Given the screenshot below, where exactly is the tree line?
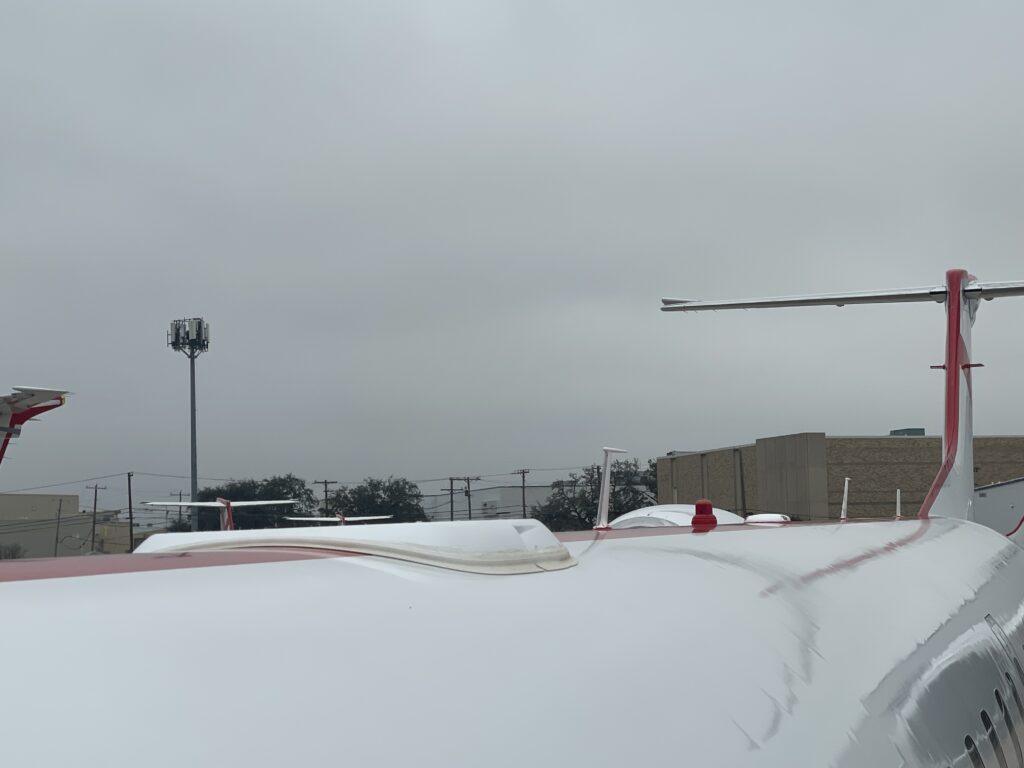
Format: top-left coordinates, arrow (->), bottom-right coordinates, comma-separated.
176,460 -> 657,532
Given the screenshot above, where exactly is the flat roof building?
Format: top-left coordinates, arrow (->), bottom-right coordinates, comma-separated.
0,493 -> 88,558
657,433 -> 1024,519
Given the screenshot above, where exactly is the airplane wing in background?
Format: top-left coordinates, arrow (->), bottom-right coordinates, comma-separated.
143,500 -> 299,532
143,500 -> 299,508
284,515 -> 394,523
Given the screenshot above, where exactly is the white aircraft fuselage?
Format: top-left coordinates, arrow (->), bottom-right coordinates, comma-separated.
1,515 -> 1021,767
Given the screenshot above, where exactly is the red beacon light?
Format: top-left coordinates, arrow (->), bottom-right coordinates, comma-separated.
691,499 -> 717,532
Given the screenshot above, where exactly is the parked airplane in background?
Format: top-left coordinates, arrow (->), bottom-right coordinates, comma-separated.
144,499 -> 393,530
285,513 -> 394,525
0,387 -> 67,468
144,498 -> 298,531
4,269 -> 1024,767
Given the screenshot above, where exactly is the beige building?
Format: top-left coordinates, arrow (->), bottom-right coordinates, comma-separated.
94,520 -> 167,554
656,433 -> 1024,519
0,494 -> 165,558
0,493 -> 93,558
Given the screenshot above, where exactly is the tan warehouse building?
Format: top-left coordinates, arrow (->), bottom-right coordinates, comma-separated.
0,494 -> 150,557
0,493 -> 90,558
656,432 -> 1024,519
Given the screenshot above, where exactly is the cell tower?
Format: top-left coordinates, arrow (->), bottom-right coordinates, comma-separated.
168,318 -> 210,531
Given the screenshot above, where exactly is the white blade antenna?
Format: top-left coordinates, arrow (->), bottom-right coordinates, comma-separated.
594,447 -> 628,530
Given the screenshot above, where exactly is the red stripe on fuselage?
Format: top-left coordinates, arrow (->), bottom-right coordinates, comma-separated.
760,520 -> 929,595
1005,511 -> 1024,539
0,548 -> 356,584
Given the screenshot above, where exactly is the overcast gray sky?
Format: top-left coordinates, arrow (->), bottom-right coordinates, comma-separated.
2,0 -> 1023,512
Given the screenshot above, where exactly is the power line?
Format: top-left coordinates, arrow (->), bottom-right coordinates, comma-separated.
0,473 -> 124,494
133,472 -> 238,482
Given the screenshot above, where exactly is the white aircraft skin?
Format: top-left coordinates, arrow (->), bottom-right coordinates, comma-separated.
2,517 -> 1023,767
3,268 -> 1024,767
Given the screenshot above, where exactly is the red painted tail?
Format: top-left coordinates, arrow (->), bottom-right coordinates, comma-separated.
918,270 -> 977,520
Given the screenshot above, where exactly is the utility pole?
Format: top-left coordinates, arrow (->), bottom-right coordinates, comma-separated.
53,498 -> 63,557
87,484 -> 106,553
446,477 -> 481,520
450,477 -> 481,520
127,472 -> 134,551
315,480 -> 338,518
513,469 -> 530,518
166,490 -> 185,525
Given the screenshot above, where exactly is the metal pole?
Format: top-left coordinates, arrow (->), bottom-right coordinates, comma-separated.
315,480 -> 337,518
53,498 -> 63,557
127,472 -> 134,551
465,479 -> 473,520
87,484 -> 106,552
189,351 -> 199,530
91,485 -> 98,552
515,469 -> 529,518
449,477 -> 454,521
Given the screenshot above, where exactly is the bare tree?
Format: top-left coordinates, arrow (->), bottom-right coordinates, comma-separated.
0,543 -> 26,560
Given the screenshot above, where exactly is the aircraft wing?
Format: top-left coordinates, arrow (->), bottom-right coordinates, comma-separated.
144,501 -> 227,508
143,500 -> 298,508
661,279 -> 1024,312
224,500 -> 297,508
284,515 -> 393,522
